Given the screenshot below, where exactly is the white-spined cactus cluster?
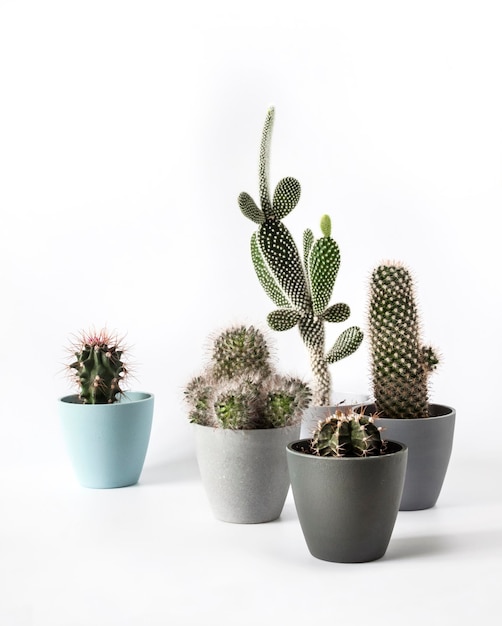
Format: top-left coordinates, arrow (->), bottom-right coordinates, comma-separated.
184,325 -> 312,429
238,108 -> 363,406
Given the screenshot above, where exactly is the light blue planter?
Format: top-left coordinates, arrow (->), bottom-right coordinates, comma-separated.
59,392 -> 154,489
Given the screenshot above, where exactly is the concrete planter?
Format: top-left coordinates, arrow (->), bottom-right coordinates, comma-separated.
287,439 -> 408,563
59,392 -> 154,489
355,404 -> 455,510
194,423 -> 300,523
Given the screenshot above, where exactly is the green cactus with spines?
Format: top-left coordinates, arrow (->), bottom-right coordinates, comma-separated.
238,107 -> 363,406
213,377 -> 261,429
368,262 -> 440,419
211,324 -> 271,381
262,375 -> 314,429
184,375 -> 214,425
311,411 -> 384,457
184,325 -> 312,429
67,329 -> 128,404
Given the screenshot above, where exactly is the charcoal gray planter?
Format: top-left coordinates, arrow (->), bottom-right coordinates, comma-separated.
194,423 -> 300,524
59,391 -> 154,489
355,404 -> 455,511
300,392 -> 371,438
287,439 -> 408,563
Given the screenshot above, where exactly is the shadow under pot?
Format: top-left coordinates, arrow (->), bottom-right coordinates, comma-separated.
355,403 -> 455,511
59,391 -> 154,489
287,438 -> 408,563
193,423 -> 300,524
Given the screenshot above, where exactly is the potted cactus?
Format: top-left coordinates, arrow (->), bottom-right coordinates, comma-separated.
286,410 -> 408,563
238,107 -> 367,436
358,262 -> 456,510
58,329 -> 154,489
184,324 -> 311,523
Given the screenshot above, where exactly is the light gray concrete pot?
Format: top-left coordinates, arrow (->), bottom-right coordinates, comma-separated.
194,423 -> 300,524
300,392 -> 371,438
356,403 -> 455,511
287,439 -> 408,563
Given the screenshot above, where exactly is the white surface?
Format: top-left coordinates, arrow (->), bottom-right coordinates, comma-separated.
1,452 -> 501,625
1,1 -> 501,623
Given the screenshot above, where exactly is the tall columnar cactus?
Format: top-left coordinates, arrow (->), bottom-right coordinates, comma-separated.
184,325 -> 312,429
368,262 -> 440,419
67,329 -> 128,404
238,107 -> 363,406
311,411 -> 384,457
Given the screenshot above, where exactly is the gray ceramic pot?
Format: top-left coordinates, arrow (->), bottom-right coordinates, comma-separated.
287,439 -> 408,563
355,404 -> 455,510
59,391 -> 154,489
194,423 -> 300,524
300,392 -> 371,438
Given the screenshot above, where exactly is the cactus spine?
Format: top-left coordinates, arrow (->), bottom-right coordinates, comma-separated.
368,262 -> 439,419
311,411 -> 384,457
184,325 -> 311,429
238,107 -> 363,406
67,329 -> 128,404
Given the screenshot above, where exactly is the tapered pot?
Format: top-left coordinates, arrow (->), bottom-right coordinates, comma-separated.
59,392 -> 154,489
194,423 -> 300,524
300,392 -> 371,438
287,439 -> 408,563
355,404 -> 455,510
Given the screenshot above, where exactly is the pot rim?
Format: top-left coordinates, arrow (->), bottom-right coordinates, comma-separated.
58,391 -> 154,405
192,422 -> 301,432
287,438 -> 407,460
354,403 -> 455,421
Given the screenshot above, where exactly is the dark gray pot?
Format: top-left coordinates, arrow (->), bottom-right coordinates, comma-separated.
300,392 -> 371,438
287,439 -> 408,563
194,424 -> 300,524
355,404 -> 455,510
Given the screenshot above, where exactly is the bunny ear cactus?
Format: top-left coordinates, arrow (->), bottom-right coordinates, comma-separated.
311,411 -> 384,457
368,262 -> 440,419
67,329 -> 128,404
238,107 -> 363,406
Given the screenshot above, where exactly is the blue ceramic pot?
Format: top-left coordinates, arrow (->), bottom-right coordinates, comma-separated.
59,391 -> 154,488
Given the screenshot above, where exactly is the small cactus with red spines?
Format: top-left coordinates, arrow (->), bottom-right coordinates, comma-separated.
67,329 -> 129,404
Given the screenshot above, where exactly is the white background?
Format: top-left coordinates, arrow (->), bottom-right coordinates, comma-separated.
1,1 -> 501,624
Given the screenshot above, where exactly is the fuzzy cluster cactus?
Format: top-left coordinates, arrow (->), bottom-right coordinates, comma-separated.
368,262 -> 440,419
184,325 -> 312,429
67,329 -> 129,404
311,411 -> 384,457
238,107 -> 363,407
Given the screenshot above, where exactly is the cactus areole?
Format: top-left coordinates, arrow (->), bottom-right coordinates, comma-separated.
238,107 -> 363,406
67,330 -> 128,404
